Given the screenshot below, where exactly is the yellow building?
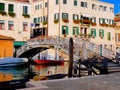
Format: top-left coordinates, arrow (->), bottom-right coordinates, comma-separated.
114,14 -> 120,53
0,35 -> 14,58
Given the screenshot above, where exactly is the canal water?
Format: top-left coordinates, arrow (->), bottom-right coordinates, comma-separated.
0,62 -> 69,80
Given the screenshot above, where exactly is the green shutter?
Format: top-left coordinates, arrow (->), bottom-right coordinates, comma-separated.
77,27 -> 79,35
62,26 -> 64,34
102,30 -> 104,37
107,32 -> 111,40
56,0 -> 58,4
94,29 -> 96,36
0,3 -> 5,11
8,4 -> 14,12
66,26 -> 68,35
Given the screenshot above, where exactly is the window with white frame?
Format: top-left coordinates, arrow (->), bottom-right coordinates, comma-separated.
81,2 -> 87,8
23,6 -> 28,14
0,20 -> 5,30
8,21 -> 14,30
92,4 -> 97,10
110,7 -> 114,12
62,13 -> 68,19
73,14 -> 79,20
23,22 -> 28,31
54,13 -> 59,20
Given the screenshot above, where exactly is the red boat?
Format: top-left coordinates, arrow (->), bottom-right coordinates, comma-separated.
33,60 -> 64,65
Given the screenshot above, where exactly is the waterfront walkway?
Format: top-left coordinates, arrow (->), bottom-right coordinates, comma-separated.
19,72 -> 120,90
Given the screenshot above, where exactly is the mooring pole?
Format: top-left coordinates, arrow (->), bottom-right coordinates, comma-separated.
68,38 -> 73,78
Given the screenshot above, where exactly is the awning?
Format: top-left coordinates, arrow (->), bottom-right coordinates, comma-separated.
81,13 -> 91,17
14,41 -> 26,47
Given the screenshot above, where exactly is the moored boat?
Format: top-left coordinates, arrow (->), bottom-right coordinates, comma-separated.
33,59 -> 64,65
0,73 -> 29,89
0,57 -> 28,67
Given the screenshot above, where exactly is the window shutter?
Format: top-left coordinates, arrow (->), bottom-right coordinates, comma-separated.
94,29 -> 96,36
62,26 -> 64,34
66,26 -> 68,35
0,3 -> 5,11
9,4 -> 14,12
102,30 -> 104,37
77,27 -> 79,35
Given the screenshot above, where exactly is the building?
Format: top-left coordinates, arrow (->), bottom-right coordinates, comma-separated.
0,35 -> 14,58
114,14 -> 120,53
31,0 -> 115,51
0,0 -> 31,50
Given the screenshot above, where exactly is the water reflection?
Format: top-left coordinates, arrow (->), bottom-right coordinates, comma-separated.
0,62 -> 69,80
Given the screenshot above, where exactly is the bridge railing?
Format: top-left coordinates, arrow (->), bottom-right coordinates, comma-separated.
16,36 -> 116,60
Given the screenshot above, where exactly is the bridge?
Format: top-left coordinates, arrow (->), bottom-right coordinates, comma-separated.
16,36 -> 116,60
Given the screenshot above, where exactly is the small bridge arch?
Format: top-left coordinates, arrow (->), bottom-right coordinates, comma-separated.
16,36 -> 116,60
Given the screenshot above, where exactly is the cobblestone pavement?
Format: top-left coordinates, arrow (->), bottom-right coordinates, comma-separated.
18,72 -> 120,90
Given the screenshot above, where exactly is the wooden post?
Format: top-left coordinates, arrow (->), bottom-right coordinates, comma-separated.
68,38 -> 73,78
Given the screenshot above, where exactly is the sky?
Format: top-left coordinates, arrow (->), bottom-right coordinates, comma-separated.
100,0 -> 120,14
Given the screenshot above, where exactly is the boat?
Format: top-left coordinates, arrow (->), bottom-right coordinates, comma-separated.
33,59 -> 64,65
0,57 -> 28,67
33,74 -> 67,81
0,73 -> 29,89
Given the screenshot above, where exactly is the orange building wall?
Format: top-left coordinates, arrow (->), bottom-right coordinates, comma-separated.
0,40 -> 14,58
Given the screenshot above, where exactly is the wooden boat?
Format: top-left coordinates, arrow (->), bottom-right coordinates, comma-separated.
33,59 -> 64,65
0,73 -> 29,89
0,57 -> 28,67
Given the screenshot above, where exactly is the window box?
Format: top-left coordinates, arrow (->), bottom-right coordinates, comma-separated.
0,11 -> 7,16
109,24 -> 114,28
43,21 -> 47,25
100,36 -> 103,39
63,34 -> 67,37
8,12 -> 16,17
54,19 -> 59,24
99,23 -> 108,27
91,22 -> 97,26
80,19 -> 91,24
22,13 -> 30,18
62,18 -> 69,23
73,20 -> 79,24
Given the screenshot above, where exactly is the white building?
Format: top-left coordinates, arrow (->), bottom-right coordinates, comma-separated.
0,0 -> 31,48
31,0 -> 115,51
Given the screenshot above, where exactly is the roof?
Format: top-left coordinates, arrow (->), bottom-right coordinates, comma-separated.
0,35 -> 14,40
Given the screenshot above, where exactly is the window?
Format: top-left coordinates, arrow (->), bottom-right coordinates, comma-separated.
99,5 -> 103,11
81,2 -> 87,8
56,0 -> 58,5
110,7 -> 114,12
99,29 -> 104,38
107,32 -> 111,40
62,13 -> 68,19
74,0 -> 77,6
0,3 -> 5,11
8,21 -> 14,30
73,27 -> 79,35
8,4 -> 14,12
23,6 -> 28,14
91,17 -> 96,23
63,0 -> 67,4
0,20 -> 5,30
40,4 -> 42,9
103,6 -> 107,11
90,28 -> 96,37
62,26 -> 68,35
92,4 -> 97,10
34,18 -> 38,23
54,13 -> 59,20
23,22 -> 28,31
45,2 -> 48,7
43,16 -> 47,22
73,14 -> 79,20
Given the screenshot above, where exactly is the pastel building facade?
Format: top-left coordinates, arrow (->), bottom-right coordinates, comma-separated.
31,0 -> 115,52
0,0 -> 31,48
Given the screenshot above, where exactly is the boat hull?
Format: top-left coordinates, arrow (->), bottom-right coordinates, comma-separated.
0,78 -> 29,89
34,60 -> 64,65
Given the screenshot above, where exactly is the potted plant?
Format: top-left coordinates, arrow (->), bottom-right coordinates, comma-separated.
62,18 -> 69,23
43,21 -> 47,25
0,11 -> 7,16
8,12 -> 16,17
73,20 -> 79,24
22,13 -> 30,18
54,19 -> 59,24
